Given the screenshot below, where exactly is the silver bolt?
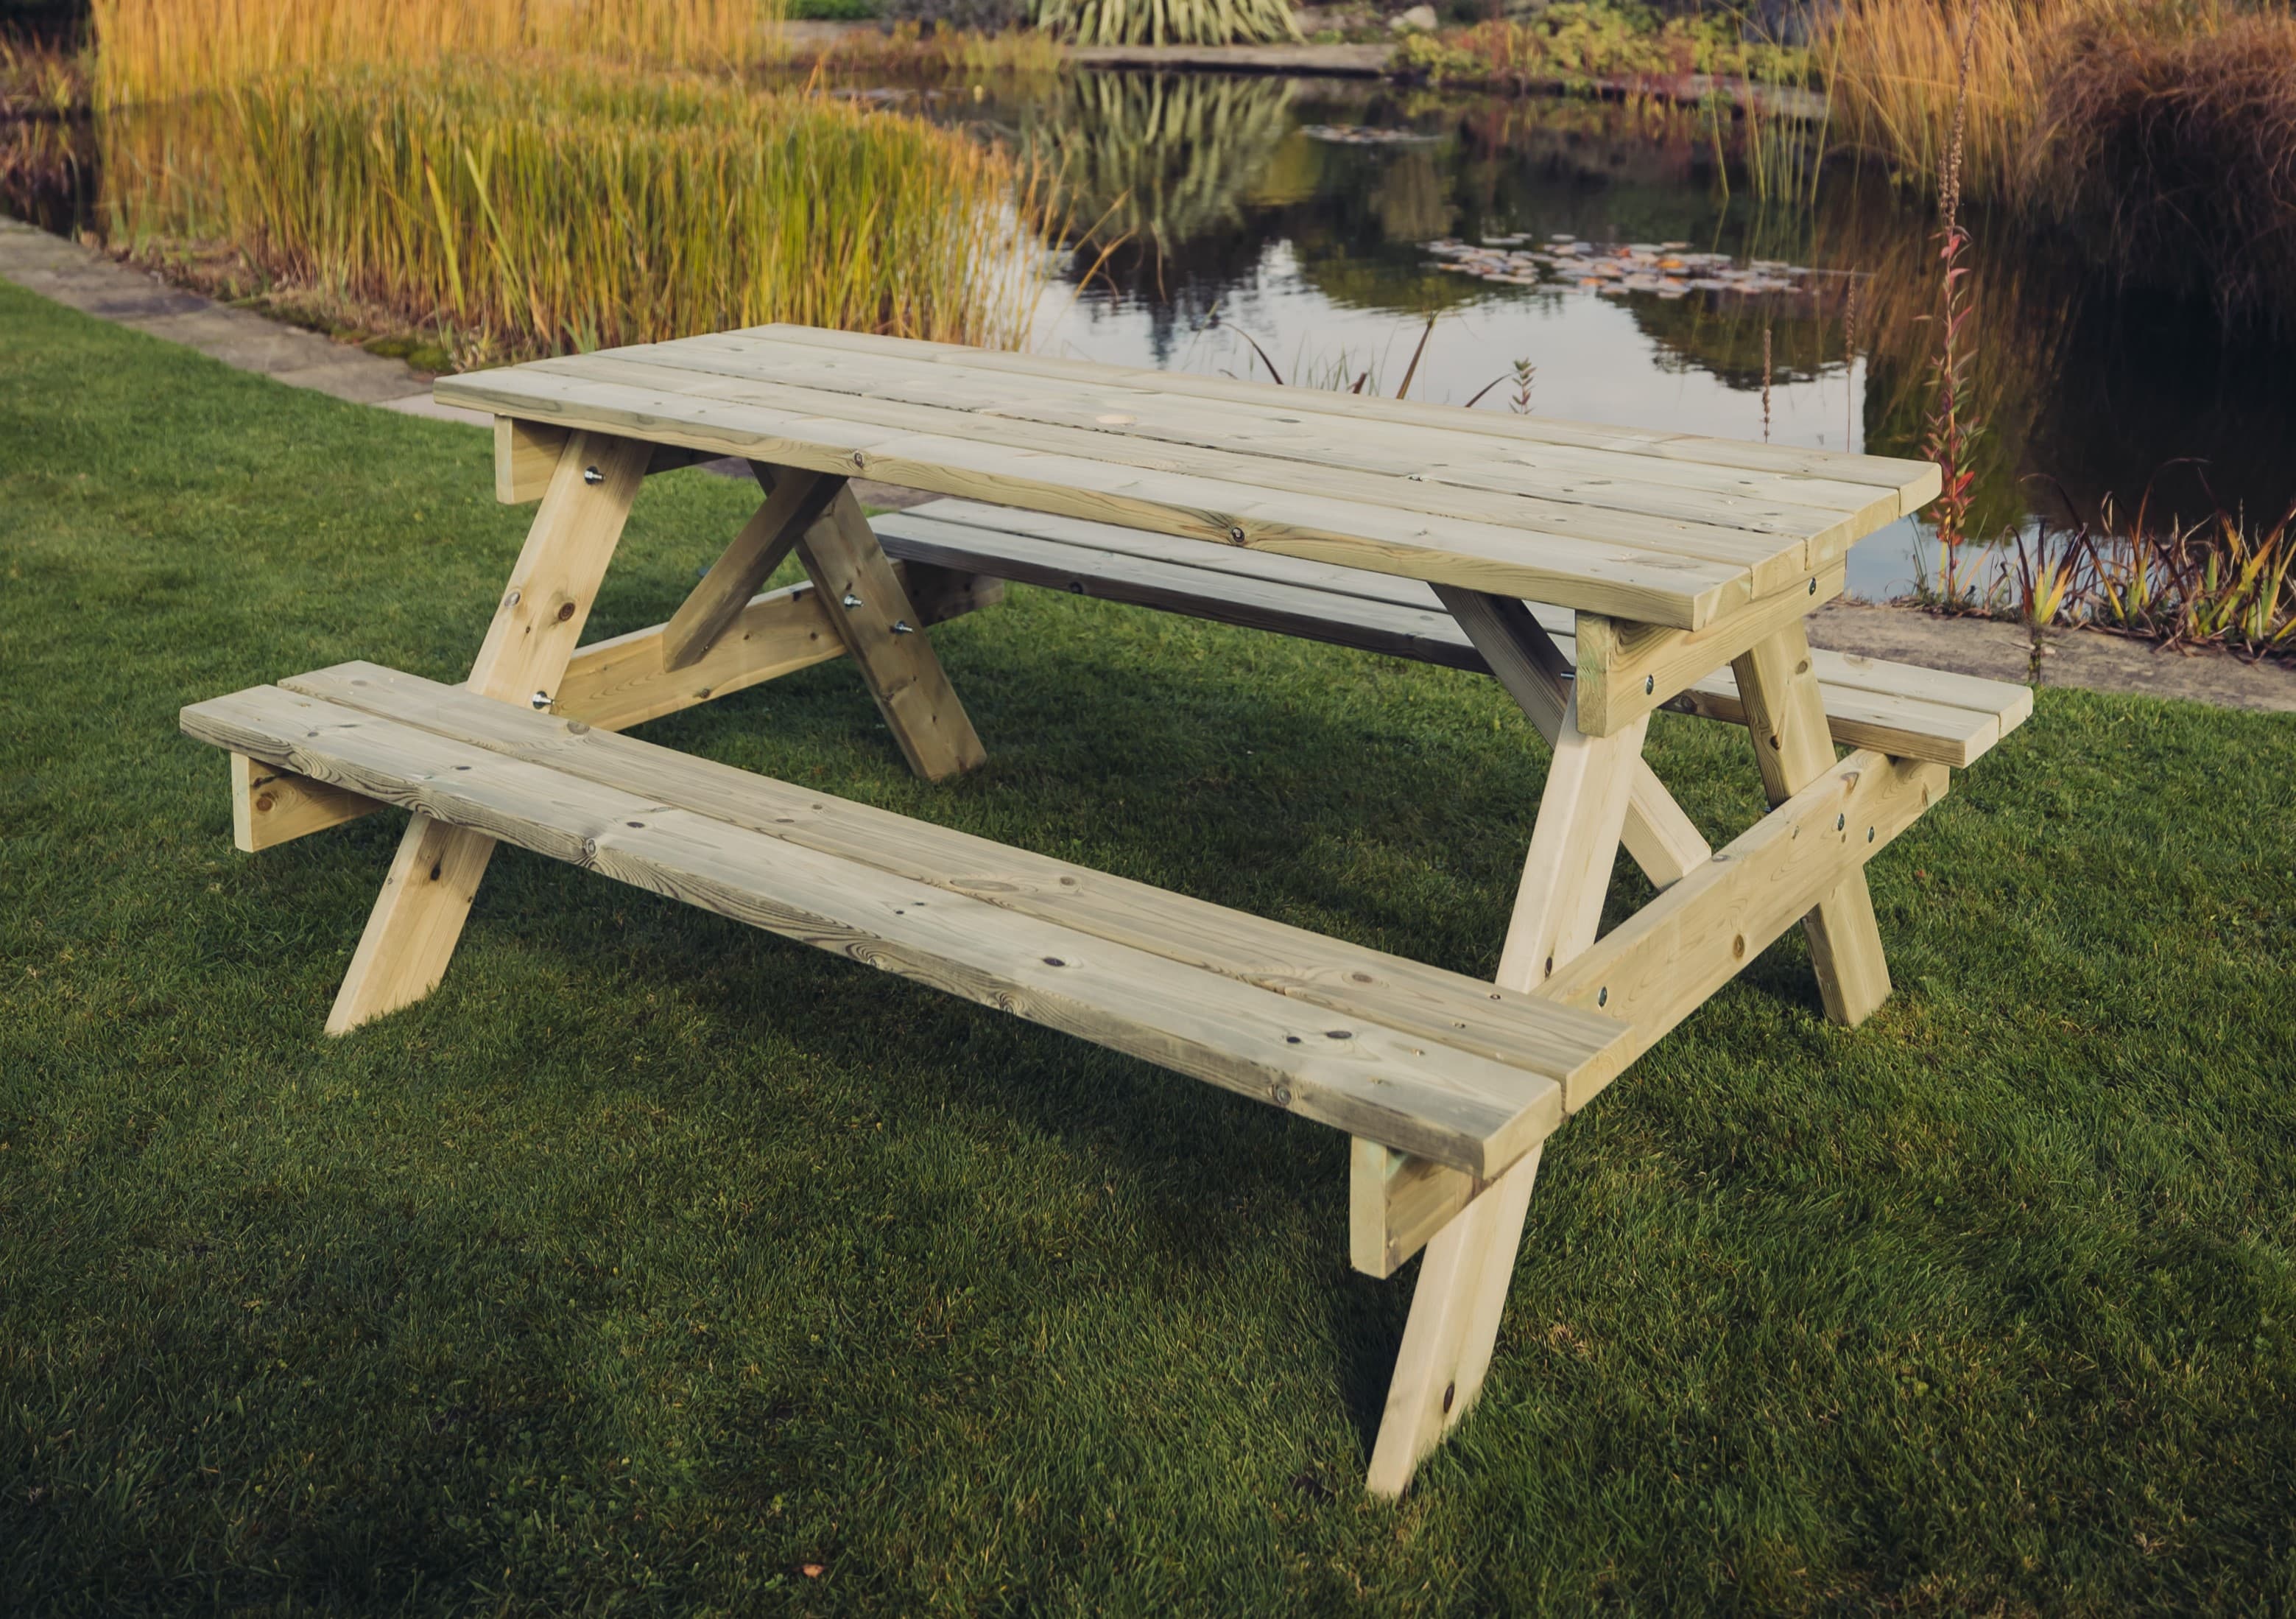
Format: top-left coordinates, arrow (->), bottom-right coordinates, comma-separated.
1808,577 -> 1818,595
1867,826 -> 1876,843
891,619 -> 915,635
1227,526 -> 1246,543
1597,986 -> 1609,1007
1836,813 -> 1846,831
1644,673 -> 1655,695
530,690 -> 551,710
582,466 -> 603,485
841,591 -> 863,610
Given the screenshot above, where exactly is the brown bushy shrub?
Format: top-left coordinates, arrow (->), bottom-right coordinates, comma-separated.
2029,7 -> 2296,335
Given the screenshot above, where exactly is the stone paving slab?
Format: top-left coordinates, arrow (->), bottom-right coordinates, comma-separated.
6,215 -> 2289,716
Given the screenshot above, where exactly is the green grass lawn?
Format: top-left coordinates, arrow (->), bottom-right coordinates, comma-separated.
4,277 -> 2293,1614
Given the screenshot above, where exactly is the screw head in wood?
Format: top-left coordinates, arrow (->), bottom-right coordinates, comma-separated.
841,592 -> 863,610
1836,813 -> 1845,831
1644,673 -> 1655,695
1597,986 -> 1608,1007
531,690 -> 551,709
1808,577 -> 1818,594
1867,826 -> 1876,843
1227,526 -> 1246,543
891,619 -> 915,634
582,465 -> 604,485
1442,1381 -> 1456,1413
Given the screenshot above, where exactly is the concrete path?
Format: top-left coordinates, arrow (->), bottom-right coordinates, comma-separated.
5,215 -> 2289,715
0,217 -> 486,426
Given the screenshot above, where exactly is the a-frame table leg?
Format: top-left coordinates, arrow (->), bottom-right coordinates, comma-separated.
794,487 -> 987,783
1730,621 -> 1892,1023
326,430 -> 653,1034
1367,590 -> 1649,1497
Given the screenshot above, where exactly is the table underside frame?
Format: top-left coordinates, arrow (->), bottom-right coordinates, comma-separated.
247,426 -> 1941,1498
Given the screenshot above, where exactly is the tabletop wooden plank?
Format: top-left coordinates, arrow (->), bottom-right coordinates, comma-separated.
436,365 -> 1758,629
750,324 -> 1941,495
526,351 -> 1823,591
619,334 -> 1911,556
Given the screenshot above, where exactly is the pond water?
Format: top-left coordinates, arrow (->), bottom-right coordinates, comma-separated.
10,67 -> 2291,600
949,71 -> 2296,599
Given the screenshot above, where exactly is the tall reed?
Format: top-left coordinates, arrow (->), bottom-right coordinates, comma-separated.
89,0 -> 783,110
99,65 -> 1046,362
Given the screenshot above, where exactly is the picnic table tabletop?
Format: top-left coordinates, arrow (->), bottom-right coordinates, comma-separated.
435,324 -> 1941,633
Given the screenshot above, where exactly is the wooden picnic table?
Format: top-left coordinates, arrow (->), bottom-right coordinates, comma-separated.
180,323 -> 2028,1497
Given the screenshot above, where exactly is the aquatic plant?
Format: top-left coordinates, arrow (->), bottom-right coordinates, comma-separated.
97,64 -> 1048,363
88,0 -> 783,109
0,37 -> 86,117
1967,477 -> 2296,656
1034,0 -> 1300,47
1916,3 -> 1981,607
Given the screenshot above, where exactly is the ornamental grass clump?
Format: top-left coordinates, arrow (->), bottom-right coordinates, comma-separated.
89,0 -> 781,109
2027,6 -> 2296,337
98,65 -> 1048,363
1035,0 -> 1300,48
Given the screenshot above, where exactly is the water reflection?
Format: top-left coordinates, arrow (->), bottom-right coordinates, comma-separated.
984,71 -> 2295,593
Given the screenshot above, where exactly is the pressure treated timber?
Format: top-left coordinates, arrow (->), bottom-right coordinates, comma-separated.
1571,561 -> 1845,739
327,429 -> 651,1035
728,323 -> 1943,496
873,502 -> 2032,769
1537,748 -> 1947,1104
268,661 -> 1638,1106
660,464 -> 846,671
635,332 -> 1923,548
228,749 -> 381,853
791,486 -> 987,782
216,563 -> 1001,851
532,351 -> 1845,592
1364,1143 -> 1544,1498
557,561 -> 1000,733
493,415 -> 719,503
440,361 -> 1759,631
1731,622 -> 1895,1025
181,681 -> 1619,1176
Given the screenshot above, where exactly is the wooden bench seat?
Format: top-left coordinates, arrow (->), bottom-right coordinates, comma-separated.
875,500 -> 2033,770
181,662 -> 1638,1180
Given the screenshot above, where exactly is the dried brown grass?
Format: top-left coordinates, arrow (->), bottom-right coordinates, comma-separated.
2027,7 -> 2296,333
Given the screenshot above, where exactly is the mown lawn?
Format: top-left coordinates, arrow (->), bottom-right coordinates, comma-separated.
3,278 -> 2293,1614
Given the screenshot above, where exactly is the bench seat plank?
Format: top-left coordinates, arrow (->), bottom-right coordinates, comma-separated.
873,502 -> 2032,769
269,661 -> 1633,1098
183,678 -> 1637,1176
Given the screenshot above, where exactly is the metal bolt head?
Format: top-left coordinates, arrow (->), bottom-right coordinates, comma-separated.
1836,812 -> 1845,831
1597,986 -> 1609,1007
530,689 -> 551,710
1808,577 -> 1818,595
1867,826 -> 1876,843
1644,673 -> 1655,695
1227,525 -> 1247,543
841,591 -> 863,610
582,465 -> 604,485
890,619 -> 915,634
